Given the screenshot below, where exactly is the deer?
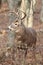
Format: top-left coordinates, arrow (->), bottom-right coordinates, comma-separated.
5,11 -> 37,65
7,10 -> 37,65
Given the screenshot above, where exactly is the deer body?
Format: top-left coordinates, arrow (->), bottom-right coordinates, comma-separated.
21,28 -> 37,47
8,19 -> 37,51
14,27 -> 37,47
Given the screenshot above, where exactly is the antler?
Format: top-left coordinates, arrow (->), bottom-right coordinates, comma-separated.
0,8 -> 26,20
7,8 -> 26,20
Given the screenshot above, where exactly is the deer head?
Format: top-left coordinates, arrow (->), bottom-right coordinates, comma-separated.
8,9 -> 26,33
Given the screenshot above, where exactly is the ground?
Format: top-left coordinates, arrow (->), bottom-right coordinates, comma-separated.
0,0 -> 43,65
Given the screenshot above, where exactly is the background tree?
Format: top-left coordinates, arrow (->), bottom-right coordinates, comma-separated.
20,0 -> 36,27
0,0 -> 2,8
40,0 -> 43,22
6,0 -> 22,48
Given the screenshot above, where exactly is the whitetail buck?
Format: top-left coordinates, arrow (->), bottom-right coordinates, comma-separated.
8,11 -> 37,57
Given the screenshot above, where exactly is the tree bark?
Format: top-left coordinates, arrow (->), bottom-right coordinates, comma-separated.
40,0 -> 43,22
0,0 -> 2,8
20,0 -> 36,27
7,0 -> 21,48
6,0 -> 15,48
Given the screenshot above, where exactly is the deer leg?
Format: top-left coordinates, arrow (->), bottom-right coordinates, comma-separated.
24,48 -> 28,57
32,43 -> 37,65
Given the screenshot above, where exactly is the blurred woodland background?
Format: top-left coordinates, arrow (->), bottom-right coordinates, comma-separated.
0,0 -> 43,65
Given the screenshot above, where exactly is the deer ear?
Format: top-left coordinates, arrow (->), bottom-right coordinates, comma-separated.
21,11 -> 26,20
18,9 -> 26,20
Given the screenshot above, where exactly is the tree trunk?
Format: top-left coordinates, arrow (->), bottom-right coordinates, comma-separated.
7,0 -> 16,48
7,0 -> 22,48
40,0 -> 43,22
20,0 -> 36,27
0,0 -> 2,8
2,0 -> 7,4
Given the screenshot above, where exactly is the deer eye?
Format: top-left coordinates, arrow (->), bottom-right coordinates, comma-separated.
15,23 -> 17,25
15,21 -> 19,26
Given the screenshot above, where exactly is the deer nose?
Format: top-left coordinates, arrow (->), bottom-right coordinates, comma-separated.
8,25 -> 11,30
8,25 -> 14,31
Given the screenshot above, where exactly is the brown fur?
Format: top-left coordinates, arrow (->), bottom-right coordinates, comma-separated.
8,20 -> 37,56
